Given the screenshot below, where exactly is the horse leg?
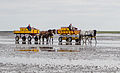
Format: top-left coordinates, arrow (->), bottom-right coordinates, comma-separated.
91,36 -> 92,40
94,36 -> 97,43
81,36 -> 83,43
89,35 -> 92,44
84,38 -> 86,45
79,35 -> 81,45
85,37 -> 88,45
83,37 -> 86,45
39,36 -> 41,44
82,36 -> 85,44
42,37 -> 44,44
85,36 -> 89,45
52,37 -> 53,44
39,38 -> 41,44
46,37 -> 49,44
49,37 -> 51,43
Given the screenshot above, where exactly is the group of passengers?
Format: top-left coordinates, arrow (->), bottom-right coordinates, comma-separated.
27,24 -> 74,31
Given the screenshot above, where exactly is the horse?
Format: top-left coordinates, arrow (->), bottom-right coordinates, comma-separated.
48,29 -> 56,43
39,29 -> 56,44
79,30 -> 97,44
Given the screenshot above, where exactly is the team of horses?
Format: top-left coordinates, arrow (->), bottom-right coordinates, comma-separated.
38,29 -> 97,44
38,29 -> 56,44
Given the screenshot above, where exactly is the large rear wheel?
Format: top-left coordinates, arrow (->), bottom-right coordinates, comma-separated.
67,37 -> 72,42
22,36 -> 26,41
34,35 -> 38,41
75,39 -> 79,42
28,36 -> 32,42
15,36 -> 19,41
58,37 -> 62,42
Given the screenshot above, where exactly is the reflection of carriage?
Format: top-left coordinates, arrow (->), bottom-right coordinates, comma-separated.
57,27 -> 81,42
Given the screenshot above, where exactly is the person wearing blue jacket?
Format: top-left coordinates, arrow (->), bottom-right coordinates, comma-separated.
27,24 -> 31,31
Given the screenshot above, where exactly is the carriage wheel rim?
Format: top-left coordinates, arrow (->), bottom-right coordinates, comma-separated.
22,36 -> 26,41
15,36 -> 19,41
34,36 -> 38,41
68,37 -> 72,42
28,36 -> 32,41
59,37 -> 62,42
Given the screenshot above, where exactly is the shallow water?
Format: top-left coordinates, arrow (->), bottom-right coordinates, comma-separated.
0,31 -> 120,73
0,32 -> 120,47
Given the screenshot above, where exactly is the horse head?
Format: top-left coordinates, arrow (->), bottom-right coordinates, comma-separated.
93,30 -> 97,36
52,29 -> 56,34
48,29 -> 56,34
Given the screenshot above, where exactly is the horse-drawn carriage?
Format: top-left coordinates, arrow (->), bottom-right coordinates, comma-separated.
57,24 -> 97,43
57,26 -> 81,42
13,24 -> 56,44
14,26 -> 40,42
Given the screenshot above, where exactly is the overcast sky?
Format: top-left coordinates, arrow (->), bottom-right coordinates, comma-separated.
0,0 -> 120,31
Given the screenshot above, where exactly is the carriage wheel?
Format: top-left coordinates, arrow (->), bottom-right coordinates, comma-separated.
15,36 -> 19,41
28,36 -> 32,42
75,39 -> 79,42
34,35 -> 38,41
22,36 -> 26,41
67,37 -> 72,42
58,37 -> 62,42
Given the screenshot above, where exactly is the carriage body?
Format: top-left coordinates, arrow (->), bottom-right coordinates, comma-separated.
57,27 -> 81,42
14,27 -> 39,35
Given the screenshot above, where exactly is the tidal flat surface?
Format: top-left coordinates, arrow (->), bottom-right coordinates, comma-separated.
0,31 -> 120,73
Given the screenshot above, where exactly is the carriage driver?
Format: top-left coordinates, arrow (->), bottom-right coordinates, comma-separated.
69,24 -> 73,31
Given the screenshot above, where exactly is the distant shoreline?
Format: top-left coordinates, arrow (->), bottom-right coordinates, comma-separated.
0,31 -> 120,34
97,31 -> 120,34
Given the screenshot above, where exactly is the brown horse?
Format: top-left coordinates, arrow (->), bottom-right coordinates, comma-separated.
39,29 -> 56,44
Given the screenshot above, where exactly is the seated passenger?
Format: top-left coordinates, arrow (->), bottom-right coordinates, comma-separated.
27,24 -> 31,31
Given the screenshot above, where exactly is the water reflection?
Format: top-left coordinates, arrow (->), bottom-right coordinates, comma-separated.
15,41 -> 19,44
22,41 -> 26,44
58,42 -> 62,45
75,42 -> 81,45
34,41 -> 38,44
15,39 -> 97,47
16,49 -> 39,52
14,40 -> 99,53
66,42 -> 72,45
15,46 -> 83,53
28,41 -> 32,44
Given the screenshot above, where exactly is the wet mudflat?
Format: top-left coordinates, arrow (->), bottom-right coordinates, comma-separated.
0,32 -> 120,73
